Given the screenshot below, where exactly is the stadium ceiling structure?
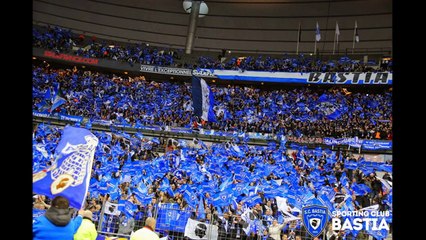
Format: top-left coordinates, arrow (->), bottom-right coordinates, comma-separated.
33,0 -> 392,55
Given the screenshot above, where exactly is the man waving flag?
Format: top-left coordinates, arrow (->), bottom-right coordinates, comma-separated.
192,75 -> 217,122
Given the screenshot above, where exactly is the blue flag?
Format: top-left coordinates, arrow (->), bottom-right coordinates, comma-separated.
192,75 -> 217,122
242,194 -> 262,207
174,209 -> 192,232
211,189 -> 233,207
317,100 -> 342,120
122,200 -> 138,218
33,126 -> 99,209
183,189 -> 198,210
198,197 -> 206,220
318,194 -> 335,217
50,83 -> 66,112
351,183 -> 371,196
157,203 -> 180,231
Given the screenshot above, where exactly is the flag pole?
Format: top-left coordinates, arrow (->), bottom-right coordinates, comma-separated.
296,39 -> 299,55
296,22 -> 301,55
314,39 -> 317,55
97,195 -> 107,232
352,21 -> 357,54
333,30 -> 336,55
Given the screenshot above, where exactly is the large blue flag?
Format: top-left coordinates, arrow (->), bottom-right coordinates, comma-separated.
33,126 -> 99,209
192,75 -> 217,122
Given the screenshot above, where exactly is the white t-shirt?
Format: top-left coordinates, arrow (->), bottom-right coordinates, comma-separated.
130,227 -> 160,240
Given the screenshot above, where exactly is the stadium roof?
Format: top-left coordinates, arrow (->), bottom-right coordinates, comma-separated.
33,0 -> 392,55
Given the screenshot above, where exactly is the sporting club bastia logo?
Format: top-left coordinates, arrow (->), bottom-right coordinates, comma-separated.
302,205 -> 328,238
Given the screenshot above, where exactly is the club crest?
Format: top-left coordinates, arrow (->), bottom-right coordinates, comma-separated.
302,205 -> 328,238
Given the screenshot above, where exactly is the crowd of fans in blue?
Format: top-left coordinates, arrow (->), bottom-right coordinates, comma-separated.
33,25 -> 392,240
32,63 -> 392,140
33,25 -> 392,73
33,123 -> 392,240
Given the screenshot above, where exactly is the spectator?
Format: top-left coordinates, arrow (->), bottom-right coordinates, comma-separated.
33,120 -> 392,240
33,195 -> 50,210
118,214 -> 135,236
268,219 -> 286,240
32,63 -> 392,140
102,213 -> 120,234
369,173 -> 383,199
261,229 -> 275,240
382,173 -> 392,182
74,210 -> 97,240
33,196 -> 83,240
130,217 -> 159,240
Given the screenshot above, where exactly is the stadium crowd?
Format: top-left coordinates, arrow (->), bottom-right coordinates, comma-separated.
32,64 -> 392,140
33,25 -> 181,67
33,25 -> 392,73
33,24 -> 392,240
194,55 -> 390,73
33,123 -> 392,240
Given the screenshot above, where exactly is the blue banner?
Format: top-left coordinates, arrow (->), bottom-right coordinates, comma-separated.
58,114 -> 84,123
138,62 -> 391,85
210,70 -> 392,85
33,111 -> 52,118
323,137 -> 363,147
32,126 -> 99,209
362,140 -> 392,150
92,119 -> 113,126
323,137 -> 392,150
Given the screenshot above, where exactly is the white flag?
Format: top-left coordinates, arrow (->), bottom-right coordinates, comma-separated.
335,22 -> 340,43
355,21 -> 360,42
275,196 -> 291,213
104,201 -> 121,216
377,177 -> 392,191
281,211 -> 300,222
192,76 -> 217,122
241,209 -> 255,235
315,22 -> 321,42
35,144 -> 49,158
360,204 -> 379,212
184,218 -> 218,240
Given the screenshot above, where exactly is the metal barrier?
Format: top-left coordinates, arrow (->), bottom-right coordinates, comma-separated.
32,198 -> 391,240
102,203 -> 392,240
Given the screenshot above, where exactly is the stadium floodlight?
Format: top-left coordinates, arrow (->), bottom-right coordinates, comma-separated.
183,0 -> 209,18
